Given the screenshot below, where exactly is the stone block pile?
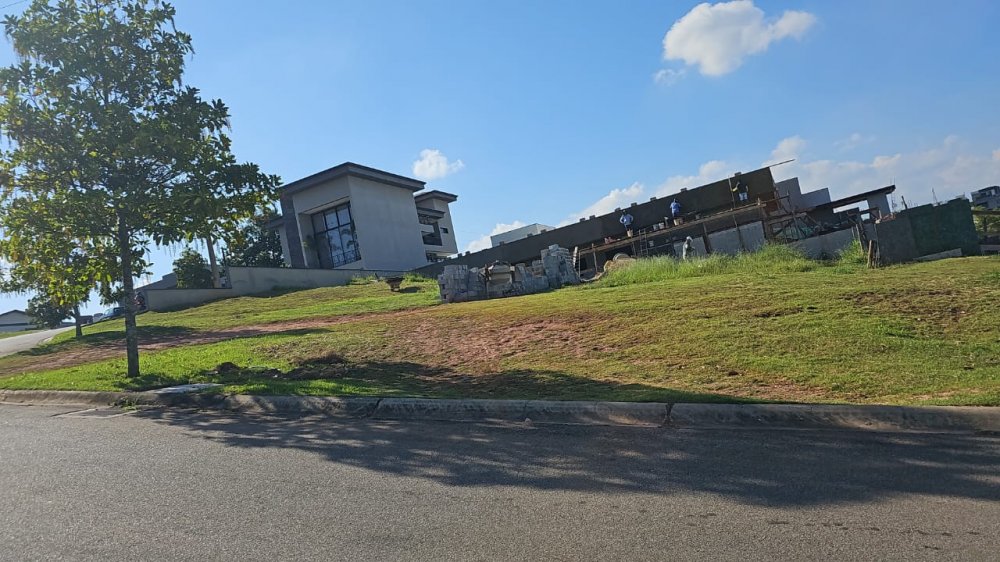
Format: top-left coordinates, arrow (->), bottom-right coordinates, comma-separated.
437,244 -> 580,303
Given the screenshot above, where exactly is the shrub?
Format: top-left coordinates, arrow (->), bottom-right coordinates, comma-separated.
173,247 -> 213,289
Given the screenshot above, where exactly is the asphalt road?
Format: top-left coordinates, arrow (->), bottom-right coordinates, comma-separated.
0,405 -> 997,561
0,327 -> 71,358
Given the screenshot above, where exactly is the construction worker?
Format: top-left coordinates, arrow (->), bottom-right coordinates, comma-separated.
682,236 -> 696,260
670,199 -> 683,225
732,178 -> 749,202
620,210 -> 634,237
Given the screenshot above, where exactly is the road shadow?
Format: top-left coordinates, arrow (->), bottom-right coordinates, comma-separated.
140,408 -> 1000,508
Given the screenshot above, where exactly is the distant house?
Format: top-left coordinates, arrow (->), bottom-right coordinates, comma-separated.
491,223 -> 556,247
0,310 -> 35,333
268,162 -> 460,270
971,185 -> 1000,210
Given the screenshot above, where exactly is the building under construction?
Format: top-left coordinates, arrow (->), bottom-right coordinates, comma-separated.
416,163 -> 939,278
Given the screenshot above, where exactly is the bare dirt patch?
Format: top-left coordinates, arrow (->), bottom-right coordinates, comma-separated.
389,314 -> 616,373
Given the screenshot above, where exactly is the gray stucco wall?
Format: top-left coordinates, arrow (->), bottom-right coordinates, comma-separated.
142,266 -> 411,312
144,288 -> 235,312
348,176 -> 427,270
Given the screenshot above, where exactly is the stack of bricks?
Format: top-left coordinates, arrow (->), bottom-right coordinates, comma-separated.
436,245 -> 580,303
540,245 -> 580,288
438,264 -> 486,303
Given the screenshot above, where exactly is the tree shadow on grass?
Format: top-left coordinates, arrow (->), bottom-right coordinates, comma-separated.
21,325 -> 197,356
139,406 -> 1000,508
205,357 -> 750,403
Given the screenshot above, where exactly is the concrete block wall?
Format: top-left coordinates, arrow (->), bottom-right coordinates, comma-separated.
437,245 -> 580,303
789,228 -> 857,259
706,222 -> 766,255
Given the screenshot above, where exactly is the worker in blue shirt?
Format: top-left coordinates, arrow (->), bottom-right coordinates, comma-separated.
620,210 -> 634,237
670,199 -> 683,225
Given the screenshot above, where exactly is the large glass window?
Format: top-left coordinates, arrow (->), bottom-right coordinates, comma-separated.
312,203 -> 360,268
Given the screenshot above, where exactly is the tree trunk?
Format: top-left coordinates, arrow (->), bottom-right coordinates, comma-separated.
116,209 -> 140,378
72,304 -> 83,339
205,233 -> 220,288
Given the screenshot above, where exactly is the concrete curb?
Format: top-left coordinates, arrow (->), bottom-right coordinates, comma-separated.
668,404 -> 1000,432
0,389 -> 997,431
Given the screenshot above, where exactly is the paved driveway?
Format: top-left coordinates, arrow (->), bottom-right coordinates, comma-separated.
0,404 -> 997,561
0,327 -> 71,358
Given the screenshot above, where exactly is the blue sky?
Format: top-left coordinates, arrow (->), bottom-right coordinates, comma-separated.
2,0 -> 999,314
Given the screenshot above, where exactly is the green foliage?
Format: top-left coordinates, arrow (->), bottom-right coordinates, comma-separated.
25,294 -> 70,329
347,275 -> 377,285
225,212 -> 285,268
596,243 -> 817,287
0,196 -> 103,316
973,205 -> 998,238
834,240 -> 868,267
173,247 -> 213,289
0,0 -> 277,376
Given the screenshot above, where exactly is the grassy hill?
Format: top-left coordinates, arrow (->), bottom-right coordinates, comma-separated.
0,246 -> 997,405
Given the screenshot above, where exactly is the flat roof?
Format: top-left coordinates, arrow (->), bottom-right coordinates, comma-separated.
280,162 -> 426,196
414,189 -> 458,203
807,185 -> 896,212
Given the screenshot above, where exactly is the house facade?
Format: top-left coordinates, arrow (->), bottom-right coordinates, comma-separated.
269,163 -> 459,271
0,309 -> 34,333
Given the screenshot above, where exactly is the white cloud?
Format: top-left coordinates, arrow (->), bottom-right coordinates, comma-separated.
412,149 -> 465,181
835,132 -> 875,151
653,68 -> 686,85
993,148 -> 1000,162
654,160 -> 731,196
770,135 -> 1000,206
871,154 -> 901,169
463,220 -> 527,253
663,0 -> 817,76
765,135 -> 806,165
562,182 -> 646,225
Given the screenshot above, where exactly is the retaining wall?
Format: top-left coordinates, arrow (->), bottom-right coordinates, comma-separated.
143,266 -> 408,312
789,228 -> 857,259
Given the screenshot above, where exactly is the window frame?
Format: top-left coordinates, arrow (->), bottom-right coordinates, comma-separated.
312,202 -> 361,268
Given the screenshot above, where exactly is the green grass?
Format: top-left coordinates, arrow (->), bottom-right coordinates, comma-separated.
0,251 -> 997,405
0,329 -> 41,340
57,276 -> 441,338
598,243 -> 821,286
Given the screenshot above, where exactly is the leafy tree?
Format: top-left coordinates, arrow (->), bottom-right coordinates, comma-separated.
225,212 -> 286,268
172,247 -> 212,289
973,205 -> 997,239
167,155 -> 281,287
0,195 -> 118,338
25,293 -> 71,330
0,1 -> 274,377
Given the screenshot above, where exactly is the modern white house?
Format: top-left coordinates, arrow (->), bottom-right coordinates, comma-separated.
0,309 -> 34,333
269,162 -> 459,271
490,223 -> 556,247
